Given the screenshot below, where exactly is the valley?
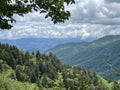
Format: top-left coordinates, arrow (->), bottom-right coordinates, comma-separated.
48,35 -> 120,81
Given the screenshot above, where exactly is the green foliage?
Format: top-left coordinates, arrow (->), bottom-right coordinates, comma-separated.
0,0 -> 75,29
53,73 -> 66,90
0,43 -> 120,90
0,62 -> 38,90
0,74 -> 38,90
48,35 -> 120,81
112,81 -> 120,90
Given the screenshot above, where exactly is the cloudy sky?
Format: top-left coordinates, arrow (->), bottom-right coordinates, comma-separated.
0,0 -> 120,39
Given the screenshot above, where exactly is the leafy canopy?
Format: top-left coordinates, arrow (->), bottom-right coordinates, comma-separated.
0,0 -> 75,29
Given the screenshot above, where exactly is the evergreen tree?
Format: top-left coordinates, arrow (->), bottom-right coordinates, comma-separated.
36,50 -> 41,61
113,81 -> 120,90
24,51 -> 30,65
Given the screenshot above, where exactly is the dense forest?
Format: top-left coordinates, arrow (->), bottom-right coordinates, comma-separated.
48,35 -> 120,81
0,43 -> 120,90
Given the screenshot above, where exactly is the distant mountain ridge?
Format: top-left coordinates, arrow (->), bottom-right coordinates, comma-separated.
0,42 -> 113,90
48,35 -> 120,81
0,38 -> 93,52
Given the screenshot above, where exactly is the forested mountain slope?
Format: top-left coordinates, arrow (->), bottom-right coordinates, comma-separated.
0,43 -> 117,90
48,35 -> 120,81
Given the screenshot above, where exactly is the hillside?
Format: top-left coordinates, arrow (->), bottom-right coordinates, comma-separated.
0,38 -> 93,52
1,43 -> 117,90
48,35 -> 120,81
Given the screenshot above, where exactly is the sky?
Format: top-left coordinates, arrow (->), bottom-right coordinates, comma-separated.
0,0 -> 120,39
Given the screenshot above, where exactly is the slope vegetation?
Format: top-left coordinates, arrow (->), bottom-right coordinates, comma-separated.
48,35 -> 120,81
0,43 -> 114,90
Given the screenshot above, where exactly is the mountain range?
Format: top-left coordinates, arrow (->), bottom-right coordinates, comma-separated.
0,35 -> 120,81
0,43 -> 113,90
0,38 -> 93,52
48,35 -> 120,81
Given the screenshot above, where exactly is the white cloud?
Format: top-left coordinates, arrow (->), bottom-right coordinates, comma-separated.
0,0 -> 120,40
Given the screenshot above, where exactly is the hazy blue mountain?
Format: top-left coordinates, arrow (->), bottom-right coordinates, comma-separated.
0,38 -> 93,52
48,35 -> 120,81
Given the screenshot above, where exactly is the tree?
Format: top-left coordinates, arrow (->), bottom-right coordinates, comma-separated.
36,50 -> 41,61
0,0 -> 75,29
112,81 -> 120,90
53,73 -> 66,90
24,51 -> 30,65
